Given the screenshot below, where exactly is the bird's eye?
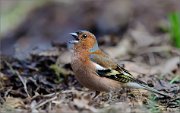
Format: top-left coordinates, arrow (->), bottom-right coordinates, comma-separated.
82,34 -> 87,39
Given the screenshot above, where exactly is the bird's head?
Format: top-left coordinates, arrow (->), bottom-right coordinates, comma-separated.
69,30 -> 99,52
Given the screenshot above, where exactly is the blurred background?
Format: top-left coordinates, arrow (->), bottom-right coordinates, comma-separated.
0,1 -> 180,112
0,0 -> 180,59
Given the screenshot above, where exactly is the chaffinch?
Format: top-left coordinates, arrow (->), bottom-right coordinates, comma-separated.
68,30 -> 170,97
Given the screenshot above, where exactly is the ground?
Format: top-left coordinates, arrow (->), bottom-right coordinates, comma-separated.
0,0 -> 180,113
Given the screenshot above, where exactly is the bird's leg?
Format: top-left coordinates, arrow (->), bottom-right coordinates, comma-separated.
92,91 -> 101,99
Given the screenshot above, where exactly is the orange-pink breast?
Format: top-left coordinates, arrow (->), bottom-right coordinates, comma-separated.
71,54 -> 122,92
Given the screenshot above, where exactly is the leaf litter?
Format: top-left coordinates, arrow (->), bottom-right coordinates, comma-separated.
0,34 -> 179,113
0,2 -> 180,112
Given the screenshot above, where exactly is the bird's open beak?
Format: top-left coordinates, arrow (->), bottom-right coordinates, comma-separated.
70,33 -> 78,40
70,32 -> 78,37
69,32 -> 79,44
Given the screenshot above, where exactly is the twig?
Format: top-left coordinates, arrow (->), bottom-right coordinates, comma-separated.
43,92 -> 57,97
34,96 -> 57,109
4,87 -> 13,97
5,61 -> 31,98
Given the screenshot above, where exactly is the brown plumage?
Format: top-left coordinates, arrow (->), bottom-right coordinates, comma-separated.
69,30 -> 171,97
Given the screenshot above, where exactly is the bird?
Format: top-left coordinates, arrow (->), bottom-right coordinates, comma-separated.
68,30 -> 170,98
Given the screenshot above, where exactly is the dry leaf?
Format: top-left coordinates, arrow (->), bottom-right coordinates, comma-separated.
3,96 -> 25,109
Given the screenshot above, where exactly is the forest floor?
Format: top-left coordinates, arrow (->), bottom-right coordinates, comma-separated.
0,0 -> 180,113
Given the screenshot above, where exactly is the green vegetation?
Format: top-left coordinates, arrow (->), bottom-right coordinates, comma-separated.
148,95 -> 161,113
168,12 -> 180,48
169,75 -> 180,84
0,0 -> 47,36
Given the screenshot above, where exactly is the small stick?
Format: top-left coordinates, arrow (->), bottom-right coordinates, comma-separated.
5,61 -> 31,98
